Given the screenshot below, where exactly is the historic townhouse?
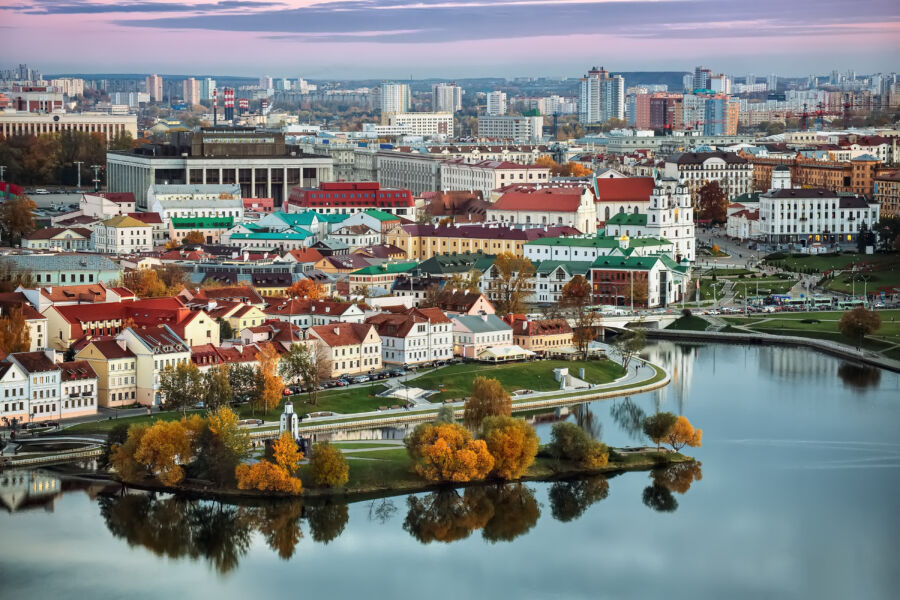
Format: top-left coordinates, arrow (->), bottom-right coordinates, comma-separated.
366,307 -> 453,366
308,323 -> 382,378
76,339 -> 138,408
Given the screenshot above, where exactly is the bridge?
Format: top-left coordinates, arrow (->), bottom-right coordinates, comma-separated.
562,313 -> 680,331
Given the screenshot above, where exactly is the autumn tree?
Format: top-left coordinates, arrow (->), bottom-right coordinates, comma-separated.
134,420 -> 192,486
120,269 -> 167,297
183,230 -> 206,245
279,342 -> 329,406
642,411 -> 678,451
697,180 -> 728,223
839,307 -> 881,348
0,262 -> 34,293
287,278 -> 325,300
487,253 -> 535,316
109,424 -> 149,482
480,416 -> 539,480
253,345 -> 284,413
207,405 -> 250,461
463,376 -> 512,429
665,416 -> 703,451
235,461 -> 302,494
0,305 -> 31,354
203,364 -> 234,411
272,431 -> 302,474
405,422 -> 494,483
306,502 -> 350,544
547,422 -> 609,468
309,441 -> 350,488
0,193 -> 37,246
447,269 -> 482,293
567,162 -> 593,177
228,363 -> 257,403
561,274 -> 599,358
613,327 -> 646,370
158,361 -> 204,416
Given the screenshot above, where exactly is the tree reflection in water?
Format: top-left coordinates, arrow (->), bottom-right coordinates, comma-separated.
548,476 -> 609,522
609,397 -> 647,442
641,461 -> 703,513
837,363 -> 882,390
307,501 -> 349,544
571,404 -> 602,441
403,484 -> 539,544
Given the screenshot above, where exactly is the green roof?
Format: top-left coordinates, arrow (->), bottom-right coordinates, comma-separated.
628,237 -> 673,247
362,209 -> 401,222
525,234 -> 670,248
590,253 -> 691,273
533,260 -> 593,275
732,192 -> 760,204
351,262 -> 419,275
415,251 -> 496,275
605,213 -> 648,226
267,211 -> 318,227
316,213 -> 350,223
171,216 -> 234,230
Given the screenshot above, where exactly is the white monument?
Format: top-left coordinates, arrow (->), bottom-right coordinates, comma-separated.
280,401 -> 300,440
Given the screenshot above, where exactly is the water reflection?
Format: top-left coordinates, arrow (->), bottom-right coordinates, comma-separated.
571,404 -> 602,440
548,476 -> 609,522
307,501 -> 349,544
608,397 -> 647,442
641,461 -> 703,513
837,363 -> 882,390
403,484 -> 539,544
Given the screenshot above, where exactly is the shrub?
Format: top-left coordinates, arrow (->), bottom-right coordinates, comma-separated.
548,422 -> 609,469
406,422 -> 494,483
681,308 -> 692,318
309,441 -> 349,488
480,416 -> 539,480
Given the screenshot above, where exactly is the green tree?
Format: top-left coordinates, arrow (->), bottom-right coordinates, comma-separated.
463,376 -> 512,430
613,328 -> 646,371
218,318 -> 234,340
228,363 -> 257,403
642,412 -> 678,451
561,275 -> 599,359
279,342 -> 330,406
159,361 -> 205,416
547,422 -> 609,468
203,364 -> 234,410
839,307 -> 881,348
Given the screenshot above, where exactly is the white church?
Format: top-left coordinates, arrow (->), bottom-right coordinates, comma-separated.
603,179 -> 696,263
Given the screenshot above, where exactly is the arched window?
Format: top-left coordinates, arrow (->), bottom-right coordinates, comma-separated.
605,207 -> 610,221
633,207 -> 639,214
619,207 -> 625,214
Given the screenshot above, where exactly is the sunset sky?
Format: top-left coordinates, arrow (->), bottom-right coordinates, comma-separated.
3,0 -> 899,78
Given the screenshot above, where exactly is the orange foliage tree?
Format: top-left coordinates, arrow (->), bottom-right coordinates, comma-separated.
406,423 -> 494,483
0,305 -> 32,354
109,424 -> 149,482
235,461 -> 303,494
309,441 -> 350,488
665,416 -> 703,451
272,431 -> 303,474
133,420 -> 192,486
287,279 -> 325,300
253,345 -> 284,413
182,230 -> 206,245
480,416 -> 539,480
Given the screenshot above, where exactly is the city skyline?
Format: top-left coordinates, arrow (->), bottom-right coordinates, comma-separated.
3,0 -> 899,78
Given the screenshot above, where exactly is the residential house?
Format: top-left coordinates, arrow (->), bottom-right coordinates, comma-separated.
127,212 -> 167,247
486,185 -> 598,234
92,215 -> 153,254
75,339 -> 137,408
0,361 -> 28,425
6,351 -> 61,423
451,314 -> 513,359
589,255 -> 690,309
366,307 -> 453,366
58,360 -> 99,418
349,262 -> 418,291
0,253 -> 121,286
168,216 -> 234,245
117,326 -> 191,406
385,223 -> 580,260
179,286 -> 266,309
17,283 -> 135,312
531,261 -> 594,304
307,322 -> 382,378
327,224 -> 381,250
436,290 -> 495,315
505,315 -> 574,355
22,227 -> 92,251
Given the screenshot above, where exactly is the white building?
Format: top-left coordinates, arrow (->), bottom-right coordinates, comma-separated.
758,186 -> 880,245
662,151 -> 753,202
147,184 -> 245,225
326,225 -> 381,249
486,185 -> 598,234
387,112 -> 454,137
524,234 -> 674,263
477,116 -> 544,142
0,111 -> 137,141
117,326 -> 191,406
182,77 -> 200,106
380,83 -> 410,114
146,74 -> 163,102
81,192 -> 136,219
440,158 -> 551,199
432,83 -> 463,113
366,307 -> 453,366
604,180 -> 696,262
486,91 -> 507,116
579,66 -> 624,124
451,314 -> 513,359
91,215 -> 153,254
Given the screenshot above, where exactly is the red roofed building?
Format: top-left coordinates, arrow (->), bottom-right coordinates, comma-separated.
504,315 -> 574,355
592,176 -> 655,223
487,185 -> 597,233
59,360 -> 99,418
365,306 -> 452,366
287,182 -> 414,218
179,286 -> 266,308
308,322 -> 382,378
22,227 -> 93,251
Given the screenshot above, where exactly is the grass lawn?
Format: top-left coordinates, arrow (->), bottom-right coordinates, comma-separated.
695,278 -> 727,302
343,448 -> 410,461
732,278 -> 798,298
412,359 -> 625,402
66,409 -> 206,434
301,447 -> 419,491
331,441 -> 399,450
702,268 -> 754,277
666,315 -> 711,331
883,347 -> 900,361
823,269 -> 900,295
766,252 -> 899,273
237,383 -> 389,421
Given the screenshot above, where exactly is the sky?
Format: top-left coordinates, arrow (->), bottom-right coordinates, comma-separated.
3,0 -> 899,79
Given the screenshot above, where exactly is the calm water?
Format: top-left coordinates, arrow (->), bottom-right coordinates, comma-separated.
2,342 -> 899,600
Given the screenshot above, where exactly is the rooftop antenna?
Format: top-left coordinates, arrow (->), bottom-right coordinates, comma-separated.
73,161 -> 84,189
90,165 -> 103,192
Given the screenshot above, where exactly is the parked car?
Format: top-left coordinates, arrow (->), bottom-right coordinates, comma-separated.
390,369 -> 404,377
34,188 -> 50,195
353,375 -> 370,384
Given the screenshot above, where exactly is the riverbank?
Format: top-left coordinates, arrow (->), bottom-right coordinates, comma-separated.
646,328 -> 900,373
74,446 -> 693,505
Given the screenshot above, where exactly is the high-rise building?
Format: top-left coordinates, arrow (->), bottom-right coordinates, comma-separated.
182,78 -> 200,106
703,97 -> 740,135
683,73 -> 694,92
692,66 -> 711,91
259,76 -> 273,90
486,91 -> 507,116
767,74 -> 778,91
380,82 -> 410,114
432,82 -> 463,112
708,74 -> 731,95
579,66 -> 624,124
145,74 -> 163,102
200,77 -> 216,100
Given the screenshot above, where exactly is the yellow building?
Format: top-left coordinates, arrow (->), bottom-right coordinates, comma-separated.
385,223 -> 579,260
208,302 -> 270,332
76,339 -> 138,408
506,317 -> 575,355
308,322 -> 382,378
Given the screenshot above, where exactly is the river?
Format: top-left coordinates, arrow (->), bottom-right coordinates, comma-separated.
1,342 -> 898,600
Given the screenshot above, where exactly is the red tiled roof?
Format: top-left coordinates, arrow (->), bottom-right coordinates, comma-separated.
127,212 -> 163,224
309,322 -> 375,347
59,360 -> 97,381
9,351 -> 59,373
594,177 -> 655,203
35,283 -> 107,303
398,223 -> 579,240
0,292 -> 44,320
86,339 -> 135,359
493,187 -> 585,212
25,227 -> 92,240
95,192 -> 136,204
286,248 -> 324,263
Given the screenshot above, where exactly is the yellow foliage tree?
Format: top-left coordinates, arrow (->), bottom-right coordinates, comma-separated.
133,420 -> 192,486
109,424 -> 149,482
180,413 -> 207,453
665,416 -> 703,451
272,431 -> 303,474
407,423 -> 494,483
235,461 -> 303,494
481,416 -> 539,480
287,279 -> 326,300
207,405 -> 250,459
309,441 -> 350,488
567,162 -> 593,177
463,376 -> 512,430
254,345 -> 284,413
183,230 -> 206,245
